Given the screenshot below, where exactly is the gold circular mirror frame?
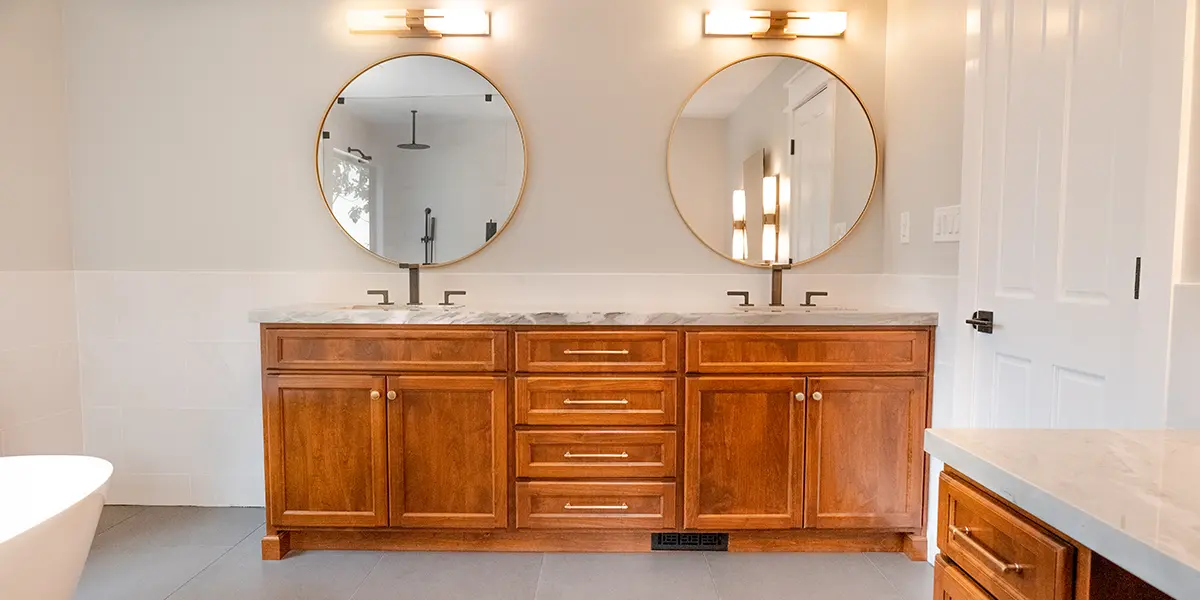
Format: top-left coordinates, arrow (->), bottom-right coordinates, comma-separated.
315,52 -> 529,268
666,53 -> 882,269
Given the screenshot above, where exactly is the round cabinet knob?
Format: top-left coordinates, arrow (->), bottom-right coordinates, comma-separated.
795,392 -> 805,402
370,390 -> 381,400
812,392 -> 823,401
387,390 -> 397,400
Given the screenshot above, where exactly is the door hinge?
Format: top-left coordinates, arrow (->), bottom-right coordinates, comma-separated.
790,139 -> 795,155
1134,257 -> 1142,300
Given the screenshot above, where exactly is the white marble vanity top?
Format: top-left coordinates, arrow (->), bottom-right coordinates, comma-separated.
926,429 -> 1200,600
249,304 -> 939,326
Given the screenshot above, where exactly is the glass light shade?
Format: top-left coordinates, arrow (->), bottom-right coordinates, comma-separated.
762,223 -> 777,263
732,189 -> 746,221
347,9 -> 491,35
762,176 -> 778,216
732,228 -> 748,260
703,11 -> 847,37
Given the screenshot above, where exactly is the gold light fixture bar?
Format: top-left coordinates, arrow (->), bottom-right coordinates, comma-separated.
704,11 -> 848,39
347,9 -> 492,37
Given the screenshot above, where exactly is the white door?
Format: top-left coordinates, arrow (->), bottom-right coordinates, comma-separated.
790,87 -> 835,263
955,0 -> 1161,428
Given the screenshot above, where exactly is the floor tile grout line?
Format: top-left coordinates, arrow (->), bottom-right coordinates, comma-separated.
703,551 -> 723,600
346,553 -> 387,600
96,505 -> 147,535
863,552 -> 906,597
160,521 -> 264,600
531,552 -> 547,600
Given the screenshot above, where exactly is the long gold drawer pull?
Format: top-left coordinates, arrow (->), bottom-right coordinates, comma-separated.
563,451 -> 629,459
562,399 -> 629,405
563,503 -> 629,511
951,526 -> 1024,574
562,349 -> 631,355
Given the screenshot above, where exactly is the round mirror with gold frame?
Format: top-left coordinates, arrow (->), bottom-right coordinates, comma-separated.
668,54 -> 879,268
316,53 -> 527,266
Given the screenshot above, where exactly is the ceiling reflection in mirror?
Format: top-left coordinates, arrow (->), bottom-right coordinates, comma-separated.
668,55 -> 878,267
318,54 -> 526,266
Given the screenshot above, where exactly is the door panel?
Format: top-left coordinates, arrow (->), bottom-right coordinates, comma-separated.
805,377 -> 927,529
388,376 -> 507,528
265,375 -> 388,528
684,377 -> 805,529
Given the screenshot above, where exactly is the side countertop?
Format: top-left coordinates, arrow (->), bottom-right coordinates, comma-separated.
926,429 -> 1200,600
249,304 -> 940,327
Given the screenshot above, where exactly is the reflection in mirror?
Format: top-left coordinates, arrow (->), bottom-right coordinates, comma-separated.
669,55 -> 877,266
318,54 -> 525,265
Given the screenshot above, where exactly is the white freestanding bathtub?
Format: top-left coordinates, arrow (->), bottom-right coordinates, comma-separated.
0,456 -> 113,600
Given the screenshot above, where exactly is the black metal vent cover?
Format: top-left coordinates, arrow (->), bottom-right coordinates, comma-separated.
651,532 -> 728,551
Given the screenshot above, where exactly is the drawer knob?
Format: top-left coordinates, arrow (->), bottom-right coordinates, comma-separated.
370,390 -> 381,400
562,349 -> 631,356
563,399 -> 629,406
564,451 -> 629,459
564,503 -> 629,511
811,391 -> 823,401
387,390 -> 397,400
950,525 -> 1024,574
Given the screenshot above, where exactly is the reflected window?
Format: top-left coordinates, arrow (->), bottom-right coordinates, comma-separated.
327,151 -> 374,250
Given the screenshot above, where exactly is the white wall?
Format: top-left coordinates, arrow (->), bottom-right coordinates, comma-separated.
671,117 -> 732,256
0,0 -> 83,456
880,0 -> 966,276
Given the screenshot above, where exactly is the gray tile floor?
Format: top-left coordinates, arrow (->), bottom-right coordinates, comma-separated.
77,506 -> 933,600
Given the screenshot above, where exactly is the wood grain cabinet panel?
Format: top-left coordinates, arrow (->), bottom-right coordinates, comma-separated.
938,473 -> 1074,600
264,375 -> 389,528
515,377 -> 677,426
935,555 -> 997,600
804,377 -> 928,529
516,482 -> 676,529
387,376 -> 508,529
515,331 -> 678,373
684,377 -> 806,530
686,330 -> 930,374
516,430 -> 677,479
265,328 -> 506,372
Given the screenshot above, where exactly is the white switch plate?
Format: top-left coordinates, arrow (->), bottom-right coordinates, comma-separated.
899,212 -> 911,244
933,205 -> 961,243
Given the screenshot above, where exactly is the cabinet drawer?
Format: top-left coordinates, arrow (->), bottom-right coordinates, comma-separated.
516,331 -> 678,373
938,473 -> 1074,600
515,377 -> 676,425
685,330 -> 930,374
264,328 -> 506,372
516,482 -> 676,529
516,430 -> 677,479
935,555 -> 997,600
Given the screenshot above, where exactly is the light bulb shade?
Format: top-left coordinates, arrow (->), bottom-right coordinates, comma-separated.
762,176 -> 778,216
347,9 -> 491,36
732,189 -> 747,221
704,11 -> 848,38
762,223 -> 778,263
733,227 -> 748,260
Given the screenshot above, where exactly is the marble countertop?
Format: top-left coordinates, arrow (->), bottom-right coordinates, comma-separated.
926,429 -> 1200,600
249,304 -> 939,326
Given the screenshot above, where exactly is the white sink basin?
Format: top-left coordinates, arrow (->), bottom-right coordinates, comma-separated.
738,306 -> 858,313
342,304 -> 464,312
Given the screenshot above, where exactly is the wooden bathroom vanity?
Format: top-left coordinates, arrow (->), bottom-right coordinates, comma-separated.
255,309 -> 937,560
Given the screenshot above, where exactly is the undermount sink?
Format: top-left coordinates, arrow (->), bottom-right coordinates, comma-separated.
343,304 -> 464,311
737,305 -> 858,313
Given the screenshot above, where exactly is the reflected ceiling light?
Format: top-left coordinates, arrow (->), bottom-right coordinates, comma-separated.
732,189 -> 748,260
762,176 -> 779,263
703,11 -> 848,39
347,9 -> 491,37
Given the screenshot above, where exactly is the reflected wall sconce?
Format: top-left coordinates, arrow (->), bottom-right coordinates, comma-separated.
762,176 -> 779,263
732,189 -> 748,260
703,11 -> 848,39
347,9 -> 491,37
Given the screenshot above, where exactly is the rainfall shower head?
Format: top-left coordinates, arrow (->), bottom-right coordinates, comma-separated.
398,110 -> 431,150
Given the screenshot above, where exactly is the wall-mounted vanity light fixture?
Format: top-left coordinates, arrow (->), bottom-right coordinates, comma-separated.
732,189 -> 748,260
762,176 -> 779,263
347,9 -> 491,37
704,11 -> 848,39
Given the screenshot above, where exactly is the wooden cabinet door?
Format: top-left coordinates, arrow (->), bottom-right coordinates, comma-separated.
388,376 -> 508,529
264,374 -> 388,528
684,377 -> 806,529
804,376 -> 928,529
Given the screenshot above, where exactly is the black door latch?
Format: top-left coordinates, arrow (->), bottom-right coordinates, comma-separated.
966,310 -> 994,334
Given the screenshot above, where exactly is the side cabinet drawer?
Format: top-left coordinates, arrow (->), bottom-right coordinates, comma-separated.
686,330 -> 930,374
935,555 -> 997,599
264,328 -> 507,372
938,473 -> 1074,600
516,331 -> 679,373
516,482 -> 676,529
515,377 -> 677,425
516,430 -> 677,479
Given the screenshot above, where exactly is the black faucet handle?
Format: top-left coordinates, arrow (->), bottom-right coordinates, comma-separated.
366,290 -> 394,306
440,290 -> 467,306
800,291 -> 829,307
727,291 -> 754,307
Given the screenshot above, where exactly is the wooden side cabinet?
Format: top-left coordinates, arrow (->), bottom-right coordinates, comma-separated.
387,376 -> 508,529
933,555 -> 994,600
804,377 -> 928,529
684,377 -> 806,529
264,374 -> 389,528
